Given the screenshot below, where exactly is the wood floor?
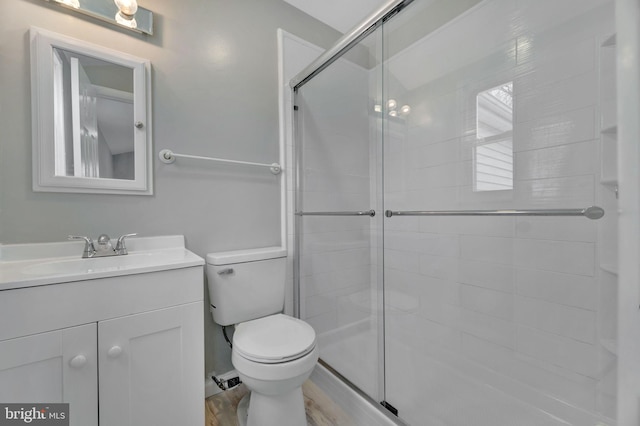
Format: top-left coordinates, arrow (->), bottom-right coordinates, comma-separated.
205,380 -> 357,426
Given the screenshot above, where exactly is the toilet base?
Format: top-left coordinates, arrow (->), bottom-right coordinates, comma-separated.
237,388 -> 307,426
237,393 -> 250,426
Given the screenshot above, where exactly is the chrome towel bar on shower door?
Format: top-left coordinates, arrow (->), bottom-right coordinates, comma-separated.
384,206 -> 605,220
296,210 -> 376,217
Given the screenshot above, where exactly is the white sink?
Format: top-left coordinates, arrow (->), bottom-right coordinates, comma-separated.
23,252 -> 157,276
0,235 -> 204,291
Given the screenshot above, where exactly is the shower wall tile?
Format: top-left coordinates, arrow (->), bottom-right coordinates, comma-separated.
384,231 -> 459,257
459,284 -> 514,320
456,216 -> 515,238
515,296 -> 596,344
460,235 -> 514,265
458,260 -> 514,293
303,171 -> 371,194
514,106 -> 596,152
419,216 -> 460,234
461,333 -> 598,411
514,239 -> 595,276
406,163 -> 460,191
515,71 -> 598,123
302,216 -> 370,235
406,188 -> 460,210
514,140 -> 596,180
305,285 -> 358,318
384,248 -> 421,273
515,36 -> 596,87
516,325 -> 598,378
419,254 -> 459,281
302,266 -> 371,298
406,93 -> 463,145
515,268 -> 597,310
515,216 -> 597,242
302,191 -> 370,211
459,308 -> 515,349
514,175 -> 595,208
407,137 -> 461,169
301,246 -> 370,277
306,311 -> 337,336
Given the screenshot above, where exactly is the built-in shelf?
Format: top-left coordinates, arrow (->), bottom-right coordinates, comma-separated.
600,264 -> 619,276
601,34 -> 616,48
601,125 -> 617,135
601,339 -> 618,355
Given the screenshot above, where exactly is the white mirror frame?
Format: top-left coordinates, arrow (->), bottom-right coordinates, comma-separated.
30,26 -> 153,195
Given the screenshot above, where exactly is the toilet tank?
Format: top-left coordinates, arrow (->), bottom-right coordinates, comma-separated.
206,247 -> 287,326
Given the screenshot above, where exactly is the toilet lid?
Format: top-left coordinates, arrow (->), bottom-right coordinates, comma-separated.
233,314 -> 316,363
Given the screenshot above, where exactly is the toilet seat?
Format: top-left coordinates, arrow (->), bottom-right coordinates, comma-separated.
233,314 -> 316,364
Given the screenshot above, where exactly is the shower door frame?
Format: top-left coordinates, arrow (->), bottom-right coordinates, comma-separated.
292,0 -> 632,424
290,0 -> 412,416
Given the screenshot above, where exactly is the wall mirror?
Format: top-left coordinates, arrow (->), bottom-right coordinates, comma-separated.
30,27 -> 152,195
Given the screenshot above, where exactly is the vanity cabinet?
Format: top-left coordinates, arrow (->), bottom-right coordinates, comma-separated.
0,323 -> 98,425
0,240 -> 204,426
98,303 -> 202,426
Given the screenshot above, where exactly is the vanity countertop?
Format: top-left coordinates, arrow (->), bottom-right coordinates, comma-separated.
0,235 -> 204,291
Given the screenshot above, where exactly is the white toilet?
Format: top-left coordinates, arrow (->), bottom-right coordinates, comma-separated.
206,247 -> 318,426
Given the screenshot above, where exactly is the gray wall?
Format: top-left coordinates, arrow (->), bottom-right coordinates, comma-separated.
0,0 -> 339,375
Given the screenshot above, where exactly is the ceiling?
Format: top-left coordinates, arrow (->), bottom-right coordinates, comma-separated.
283,0 -> 387,33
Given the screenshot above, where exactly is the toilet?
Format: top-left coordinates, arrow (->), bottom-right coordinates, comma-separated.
206,247 -> 318,426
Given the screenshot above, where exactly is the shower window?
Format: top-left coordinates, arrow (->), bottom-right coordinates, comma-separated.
474,82 -> 513,191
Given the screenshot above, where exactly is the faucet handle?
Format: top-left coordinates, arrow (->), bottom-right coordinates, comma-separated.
68,235 -> 96,258
115,233 -> 137,255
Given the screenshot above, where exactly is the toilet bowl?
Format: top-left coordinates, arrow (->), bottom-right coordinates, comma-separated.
206,247 -> 318,426
232,314 -> 318,426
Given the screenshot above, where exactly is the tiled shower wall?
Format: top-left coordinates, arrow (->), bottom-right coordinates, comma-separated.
383,1 -> 616,424
296,52 -> 378,395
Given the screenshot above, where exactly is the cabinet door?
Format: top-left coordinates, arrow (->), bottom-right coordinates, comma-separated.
0,323 -> 98,426
98,302 -> 204,426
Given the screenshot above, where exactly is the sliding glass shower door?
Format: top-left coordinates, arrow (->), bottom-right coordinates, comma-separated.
295,0 -> 617,424
381,0 -> 617,425
294,27 -> 385,402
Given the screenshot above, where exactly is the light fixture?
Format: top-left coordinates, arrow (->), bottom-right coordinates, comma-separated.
43,0 -> 153,35
54,0 -> 80,8
372,98 -> 410,119
114,0 -> 138,29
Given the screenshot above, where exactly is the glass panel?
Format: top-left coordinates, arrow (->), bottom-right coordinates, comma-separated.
52,47 -> 135,180
294,27 -> 384,400
382,0 -> 616,424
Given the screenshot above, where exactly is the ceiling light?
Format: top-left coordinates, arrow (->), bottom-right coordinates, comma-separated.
387,99 -> 397,110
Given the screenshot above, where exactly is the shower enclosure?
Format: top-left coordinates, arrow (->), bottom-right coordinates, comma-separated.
292,0 -> 618,424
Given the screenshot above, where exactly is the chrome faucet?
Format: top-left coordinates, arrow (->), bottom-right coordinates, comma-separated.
68,233 -> 137,258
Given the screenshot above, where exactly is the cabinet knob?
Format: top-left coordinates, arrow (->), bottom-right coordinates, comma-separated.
107,346 -> 123,358
69,354 -> 87,369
